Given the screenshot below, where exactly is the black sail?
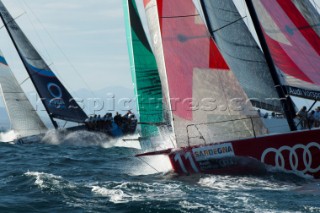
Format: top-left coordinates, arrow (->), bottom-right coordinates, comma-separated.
200,0 -> 282,112
0,1 -> 87,123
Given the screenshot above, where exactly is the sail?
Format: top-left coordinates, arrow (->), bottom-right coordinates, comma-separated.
0,50 -> 47,137
199,0 -> 282,112
143,0 -> 266,147
123,0 -> 163,137
0,1 -> 87,123
249,0 -> 320,100
292,0 -> 320,36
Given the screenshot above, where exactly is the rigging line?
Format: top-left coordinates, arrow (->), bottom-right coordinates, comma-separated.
19,76 -> 30,86
0,12 -> 26,30
161,14 -> 199,19
18,0 -> 74,93
20,0 -> 56,73
211,16 -> 247,33
19,0 -> 77,90
137,156 -> 160,173
20,0 -> 96,98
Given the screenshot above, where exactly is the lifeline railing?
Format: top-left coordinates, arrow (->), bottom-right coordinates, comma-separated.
185,117 -> 260,147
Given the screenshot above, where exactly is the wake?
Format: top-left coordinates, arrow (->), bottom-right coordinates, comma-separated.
41,129 -> 141,149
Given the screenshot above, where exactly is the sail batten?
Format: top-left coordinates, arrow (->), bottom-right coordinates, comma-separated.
0,1 -> 87,124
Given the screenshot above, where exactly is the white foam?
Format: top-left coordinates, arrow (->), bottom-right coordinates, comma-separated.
41,129 -> 62,145
198,176 -> 296,191
130,155 -> 173,176
92,186 -> 131,203
25,171 -> 75,190
179,201 -> 208,211
0,130 -> 17,143
102,134 -> 141,149
91,181 -> 186,204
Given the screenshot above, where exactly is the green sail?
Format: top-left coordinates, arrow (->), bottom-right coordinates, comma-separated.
123,0 -> 163,137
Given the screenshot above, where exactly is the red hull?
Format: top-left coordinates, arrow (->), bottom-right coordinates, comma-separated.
167,129 -> 320,178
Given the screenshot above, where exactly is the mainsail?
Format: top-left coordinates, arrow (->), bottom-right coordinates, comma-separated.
123,0 -> 163,137
144,0 -> 266,147
198,0 -> 282,112
0,1 -> 87,124
0,50 -> 47,137
248,0 -> 320,101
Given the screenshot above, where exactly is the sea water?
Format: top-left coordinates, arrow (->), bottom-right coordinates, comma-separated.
0,130 -> 319,212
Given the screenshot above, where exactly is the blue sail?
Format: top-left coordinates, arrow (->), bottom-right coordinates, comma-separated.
0,1 -> 87,124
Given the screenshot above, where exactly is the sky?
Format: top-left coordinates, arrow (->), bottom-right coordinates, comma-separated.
0,0 -> 135,96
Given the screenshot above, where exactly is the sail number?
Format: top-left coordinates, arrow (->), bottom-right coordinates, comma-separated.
47,83 -> 66,109
174,152 -> 199,174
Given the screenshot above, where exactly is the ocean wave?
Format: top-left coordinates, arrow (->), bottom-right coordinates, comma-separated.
91,186 -> 132,204
198,175 -> 297,191
178,201 -> 209,211
91,181 -> 186,204
24,171 -> 75,191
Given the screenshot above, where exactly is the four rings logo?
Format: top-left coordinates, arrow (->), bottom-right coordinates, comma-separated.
261,142 -> 320,173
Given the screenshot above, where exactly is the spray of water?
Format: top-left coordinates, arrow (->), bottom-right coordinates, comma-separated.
103,134 -> 142,149
41,129 -> 141,149
129,154 -> 173,176
0,130 -> 17,143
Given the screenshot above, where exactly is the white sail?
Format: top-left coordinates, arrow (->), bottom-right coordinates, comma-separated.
0,50 -> 47,138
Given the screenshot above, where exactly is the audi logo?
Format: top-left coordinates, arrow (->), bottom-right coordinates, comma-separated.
261,142 -> 320,173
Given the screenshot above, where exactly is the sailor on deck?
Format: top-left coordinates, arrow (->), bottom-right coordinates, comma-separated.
296,106 -> 307,129
114,112 -> 122,126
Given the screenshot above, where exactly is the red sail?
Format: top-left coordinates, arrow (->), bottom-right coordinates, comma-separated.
157,0 -> 229,120
144,0 -> 265,147
252,0 -> 320,99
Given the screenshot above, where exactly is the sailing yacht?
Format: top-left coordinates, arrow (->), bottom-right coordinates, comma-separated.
123,0 -> 176,151
0,1 -> 137,142
129,0 -> 320,178
0,49 -> 47,141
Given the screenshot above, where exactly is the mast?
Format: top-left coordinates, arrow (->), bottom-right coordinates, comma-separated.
0,1 -> 87,126
0,11 -> 58,129
245,0 -> 297,131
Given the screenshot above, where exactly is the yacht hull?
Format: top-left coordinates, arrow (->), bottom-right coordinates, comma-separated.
165,129 -> 320,178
